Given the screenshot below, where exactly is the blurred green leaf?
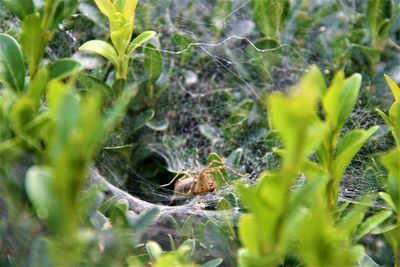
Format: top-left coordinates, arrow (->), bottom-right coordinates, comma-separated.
0,34 -> 26,93
146,241 -> 163,262
25,166 -> 59,222
28,237 -> 52,267
128,207 -> 159,237
50,0 -> 80,30
251,0 -> 286,41
10,95 -> 36,133
334,126 -> 379,181
211,0 -> 232,38
337,199 -> 371,238
2,0 -> 34,20
354,210 -> 392,241
98,196 -> 118,215
26,69 -> 48,105
49,58 -> 83,80
378,192 -> 396,211
202,258 -> 223,267
238,214 -> 260,256
21,13 -> 47,77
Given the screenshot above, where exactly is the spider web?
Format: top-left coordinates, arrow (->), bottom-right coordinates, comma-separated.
70,0 -> 398,265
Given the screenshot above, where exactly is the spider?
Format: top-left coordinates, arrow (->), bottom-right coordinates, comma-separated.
161,160 -> 244,201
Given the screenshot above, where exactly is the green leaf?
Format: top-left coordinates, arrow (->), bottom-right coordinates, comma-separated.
146,118 -> 169,131
25,166 -> 58,221
202,258 -> 223,267
127,31 -> 157,57
0,34 -> 26,93
383,226 -> 400,254
378,192 -> 396,211
384,74 -> 400,101
226,148 -> 243,168
79,40 -> 119,67
103,83 -> 138,133
129,109 -> 155,134
21,13 -> 47,77
146,241 -> 163,262
376,109 -> 395,129
50,0 -> 81,30
324,72 -> 362,135
127,207 -> 159,237
251,0 -> 285,41
144,43 -> 163,83
94,0 -> 115,19
172,33 -> 195,66
354,210 -> 392,241
211,0 -> 232,38
322,71 -> 345,128
334,126 -> 379,181
238,214 -> 260,256
10,96 -> 36,133
26,69 -> 48,104
114,0 -> 138,20
181,239 -> 196,260
2,0 -> 34,20
28,237 -> 52,267
110,21 -> 133,55
49,58 -> 83,80
199,124 -> 222,145
98,196 -> 118,215
337,197 -> 373,238
389,101 -> 400,124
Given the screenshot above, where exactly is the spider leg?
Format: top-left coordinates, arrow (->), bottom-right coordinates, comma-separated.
215,169 -> 229,187
195,149 -> 202,169
207,159 -> 224,167
188,178 -> 197,194
160,169 -> 186,187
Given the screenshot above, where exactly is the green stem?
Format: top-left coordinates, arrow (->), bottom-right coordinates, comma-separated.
325,131 -> 337,211
116,54 -> 128,80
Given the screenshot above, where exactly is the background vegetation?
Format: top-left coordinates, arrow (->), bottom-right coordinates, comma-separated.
0,0 -> 399,266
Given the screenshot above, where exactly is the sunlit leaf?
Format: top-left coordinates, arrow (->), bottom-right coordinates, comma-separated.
79,40 -> 119,67
384,74 -> 400,101
127,31 -> 157,57
94,0 -> 115,19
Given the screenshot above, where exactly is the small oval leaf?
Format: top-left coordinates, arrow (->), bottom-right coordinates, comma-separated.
49,58 -> 83,80
0,34 -> 26,93
127,31 -> 157,56
79,40 -> 119,67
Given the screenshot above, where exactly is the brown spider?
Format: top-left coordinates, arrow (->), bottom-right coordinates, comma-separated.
161,160 -> 244,201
